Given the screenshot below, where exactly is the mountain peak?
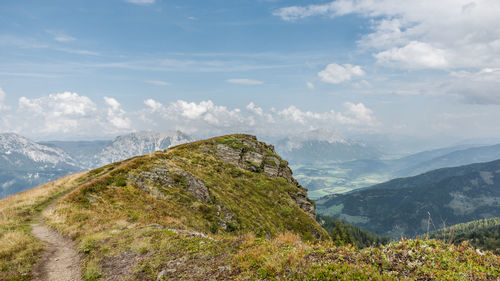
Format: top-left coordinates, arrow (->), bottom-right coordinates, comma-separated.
0,132 -> 75,165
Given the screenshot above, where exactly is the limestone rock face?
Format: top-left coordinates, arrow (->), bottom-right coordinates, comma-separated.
180,171 -> 210,202
242,151 -> 263,167
216,144 -> 241,166
213,135 -> 315,217
130,165 -> 210,202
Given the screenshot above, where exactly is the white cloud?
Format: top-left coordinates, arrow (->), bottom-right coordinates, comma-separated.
318,63 -> 365,84
375,41 -> 449,69
14,92 -> 134,137
450,68 -> 500,83
104,97 -> 131,129
144,98 -> 165,112
18,92 -> 97,134
145,80 -> 170,86
227,78 -> 264,85
7,92 -> 379,139
246,102 -> 264,116
275,0 -> 500,70
277,103 -> 375,126
125,0 -> 155,4
343,102 -> 375,124
306,81 -> 315,89
19,92 -> 95,117
0,88 -> 9,111
141,99 -> 377,136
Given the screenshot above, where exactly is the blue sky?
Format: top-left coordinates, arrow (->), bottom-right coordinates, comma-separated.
1,0 -> 500,145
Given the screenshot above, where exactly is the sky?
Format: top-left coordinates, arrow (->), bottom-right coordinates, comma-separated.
1,0 -> 500,145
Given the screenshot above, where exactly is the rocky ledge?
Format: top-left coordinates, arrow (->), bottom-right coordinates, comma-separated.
212,134 -> 315,216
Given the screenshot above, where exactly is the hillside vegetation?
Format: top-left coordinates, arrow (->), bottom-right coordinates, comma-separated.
427,218 -> 500,254
317,215 -> 390,248
1,134 -> 499,280
316,159 -> 500,237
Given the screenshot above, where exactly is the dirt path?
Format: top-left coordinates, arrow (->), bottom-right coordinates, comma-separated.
31,222 -> 82,281
31,192 -> 82,280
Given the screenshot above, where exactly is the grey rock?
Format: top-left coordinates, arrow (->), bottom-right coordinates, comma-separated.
289,192 -> 315,216
130,165 -> 210,202
216,144 -> 241,166
263,165 -> 279,177
242,151 -> 263,167
214,136 -> 316,217
180,171 -> 211,202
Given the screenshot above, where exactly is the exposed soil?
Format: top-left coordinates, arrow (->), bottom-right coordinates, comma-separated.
31,222 -> 82,281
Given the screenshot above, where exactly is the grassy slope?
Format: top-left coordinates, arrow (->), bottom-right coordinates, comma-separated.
45,135 -> 328,280
0,171 -> 92,280
0,134 -> 499,280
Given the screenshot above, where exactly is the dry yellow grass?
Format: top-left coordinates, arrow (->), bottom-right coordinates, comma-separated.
0,172 -> 87,280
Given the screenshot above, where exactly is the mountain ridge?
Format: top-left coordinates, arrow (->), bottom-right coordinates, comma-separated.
316,158 -> 500,238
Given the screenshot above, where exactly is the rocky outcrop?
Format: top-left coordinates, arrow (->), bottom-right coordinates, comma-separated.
213,135 -> 315,217
130,165 -> 210,202
180,171 -> 211,202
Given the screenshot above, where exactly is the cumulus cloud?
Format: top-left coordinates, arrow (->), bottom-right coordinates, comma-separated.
246,102 -> 264,116
144,98 -> 165,112
226,78 -> 264,85
275,0 -> 500,70
15,92 -> 134,137
18,92 -> 97,134
6,92 -> 378,138
277,103 -> 375,126
307,82 -> 315,89
104,97 -> 131,129
375,41 -> 449,69
343,102 -> 375,124
318,63 -> 365,84
142,99 -> 377,136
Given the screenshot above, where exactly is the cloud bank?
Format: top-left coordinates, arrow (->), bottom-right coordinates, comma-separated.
1,92 -> 377,139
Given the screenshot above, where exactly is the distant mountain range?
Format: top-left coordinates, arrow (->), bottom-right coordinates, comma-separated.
0,133 -> 80,198
289,138 -> 500,198
276,129 -> 381,164
316,159 -> 500,238
41,131 -> 193,169
0,131 -> 193,198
